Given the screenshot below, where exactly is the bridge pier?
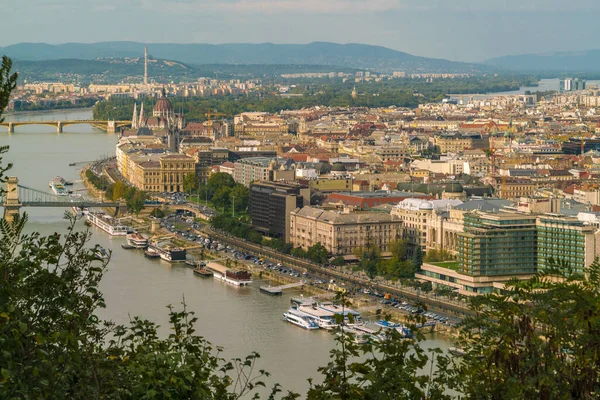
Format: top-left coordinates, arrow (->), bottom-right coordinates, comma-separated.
3,176 -> 22,222
8,122 -> 14,133
57,122 -> 63,133
107,120 -> 116,134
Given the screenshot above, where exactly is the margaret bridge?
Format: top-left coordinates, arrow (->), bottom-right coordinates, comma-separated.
0,120 -> 131,133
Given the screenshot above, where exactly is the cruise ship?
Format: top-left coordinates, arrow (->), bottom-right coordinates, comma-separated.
126,233 -> 149,249
293,304 -> 338,330
86,212 -> 129,236
147,242 -> 186,263
319,302 -> 363,326
213,269 -> 253,286
283,308 -> 319,330
49,177 -> 68,196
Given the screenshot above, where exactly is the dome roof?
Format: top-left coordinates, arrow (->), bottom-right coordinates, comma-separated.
331,162 -> 347,172
445,182 -> 463,193
419,201 -> 434,210
154,96 -> 173,113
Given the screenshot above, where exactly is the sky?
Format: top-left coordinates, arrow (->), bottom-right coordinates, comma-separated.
3,0 -> 600,62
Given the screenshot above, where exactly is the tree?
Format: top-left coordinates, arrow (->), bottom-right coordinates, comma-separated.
331,256 -> 345,267
412,246 -> 424,270
306,243 -> 329,265
447,257 -> 600,399
111,180 -> 127,201
212,186 -> 231,210
150,207 -> 165,218
389,239 -> 408,261
0,56 -> 18,123
231,184 -> 250,212
307,293 -> 451,400
127,190 -> 147,215
0,144 -> 296,399
207,172 -> 235,197
183,172 -> 199,195
359,245 -> 379,280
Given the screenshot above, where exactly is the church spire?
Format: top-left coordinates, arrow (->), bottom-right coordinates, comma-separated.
132,102 -> 138,129
139,102 -> 145,128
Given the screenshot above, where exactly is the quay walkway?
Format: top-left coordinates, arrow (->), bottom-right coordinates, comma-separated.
260,281 -> 304,296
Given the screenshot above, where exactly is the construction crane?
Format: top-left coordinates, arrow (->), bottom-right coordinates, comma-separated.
205,108 -> 226,122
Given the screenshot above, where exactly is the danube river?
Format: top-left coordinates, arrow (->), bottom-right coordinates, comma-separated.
1,109 -> 452,396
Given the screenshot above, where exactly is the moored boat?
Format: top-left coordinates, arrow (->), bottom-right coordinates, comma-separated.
87,212 -> 129,236
144,248 -> 160,259
283,309 -> 320,330
49,177 -> 68,196
147,242 -> 186,262
126,232 -> 148,249
193,267 -> 214,277
215,269 -> 252,286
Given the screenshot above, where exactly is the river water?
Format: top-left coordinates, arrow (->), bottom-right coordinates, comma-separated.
0,109 -> 452,396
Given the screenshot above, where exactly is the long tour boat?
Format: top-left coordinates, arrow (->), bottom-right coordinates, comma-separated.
213,269 -> 253,286
86,212 -> 129,236
283,308 -> 320,330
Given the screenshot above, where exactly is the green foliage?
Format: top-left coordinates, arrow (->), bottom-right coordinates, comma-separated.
183,172 -> 200,194
307,293 -> 451,400
412,247 -> 424,270
0,145 -> 296,399
306,243 -> 329,265
85,168 -> 111,191
150,207 -> 166,218
358,245 -> 379,280
331,256 -> 346,267
0,56 -> 18,124
93,75 -> 538,122
111,180 -> 127,201
423,249 -> 453,263
448,257 -> 600,399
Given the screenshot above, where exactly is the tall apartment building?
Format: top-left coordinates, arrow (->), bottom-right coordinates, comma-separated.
249,182 -> 310,241
233,157 -> 295,187
418,211 -> 538,296
537,215 -> 600,275
290,207 -> 402,255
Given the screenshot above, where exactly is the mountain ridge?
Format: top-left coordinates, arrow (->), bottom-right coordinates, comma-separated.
484,49 -> 600,72
0,41 -> 493,73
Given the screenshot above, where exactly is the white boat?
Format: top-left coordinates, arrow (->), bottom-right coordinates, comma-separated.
319,302 -> 363,326
283,309 -> 320,330
94,247 -> 110,260
294,304 -> 338,330
49,177 -> 68,196
86,212 -> 129,236
339,326 -> 371,343
147,242 -> 186,262
127,233 -> 149,249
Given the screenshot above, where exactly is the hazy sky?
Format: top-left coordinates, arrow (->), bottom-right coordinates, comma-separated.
4,0 -> 600,61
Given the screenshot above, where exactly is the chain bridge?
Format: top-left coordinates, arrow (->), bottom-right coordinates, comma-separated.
0,120 -> 131,133
2,177 -> 122,222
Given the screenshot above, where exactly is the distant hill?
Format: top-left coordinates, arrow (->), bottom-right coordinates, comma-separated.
11,58 -> 361,83
1,41 -> 493,74
484,50 -> 600,72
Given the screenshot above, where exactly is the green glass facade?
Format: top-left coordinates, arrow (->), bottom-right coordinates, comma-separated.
537,217 -> 592,275
457,214 -> 537,276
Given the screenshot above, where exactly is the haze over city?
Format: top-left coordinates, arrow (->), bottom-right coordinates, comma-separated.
5,0 -> 600,61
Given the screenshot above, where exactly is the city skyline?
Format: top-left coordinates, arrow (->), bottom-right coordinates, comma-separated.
5,0 -> 600,62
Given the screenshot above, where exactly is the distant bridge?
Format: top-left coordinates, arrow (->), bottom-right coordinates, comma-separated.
0,120 -> 131,133
2,177 -> 123,222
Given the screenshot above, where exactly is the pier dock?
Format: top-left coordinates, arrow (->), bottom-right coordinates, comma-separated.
260,281 -> 304,296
